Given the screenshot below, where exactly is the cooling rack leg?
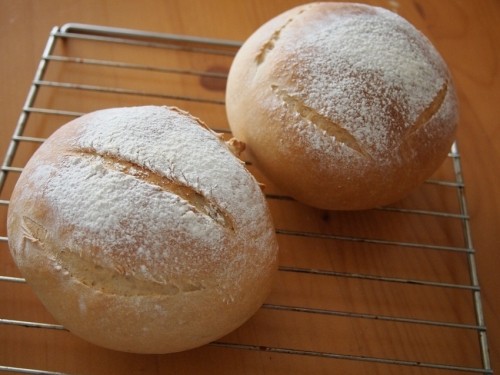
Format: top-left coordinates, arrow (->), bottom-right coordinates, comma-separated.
451,142 -> 492,372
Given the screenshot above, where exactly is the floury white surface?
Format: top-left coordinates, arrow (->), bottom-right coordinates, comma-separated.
226,2 -> 458,210
7,106 -> 278,353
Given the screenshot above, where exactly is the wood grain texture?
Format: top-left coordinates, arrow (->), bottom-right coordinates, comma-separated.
0,0 -> 498,373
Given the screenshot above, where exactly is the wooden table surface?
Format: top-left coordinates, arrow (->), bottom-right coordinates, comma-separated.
1,1 -> 499,374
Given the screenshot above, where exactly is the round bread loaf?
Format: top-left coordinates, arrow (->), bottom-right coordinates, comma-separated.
226,2 -> 459,210
7,106 -> 278,353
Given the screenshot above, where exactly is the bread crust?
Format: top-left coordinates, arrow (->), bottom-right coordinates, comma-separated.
7,106 -> 278,353
226,2 -> 458,210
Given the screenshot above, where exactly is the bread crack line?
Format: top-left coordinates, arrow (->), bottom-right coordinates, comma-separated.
21,215 -> 206,297
255,7 -> 309,65
74,148 -> 234,230
405,82 -> 448,140
271,85 -> 372,159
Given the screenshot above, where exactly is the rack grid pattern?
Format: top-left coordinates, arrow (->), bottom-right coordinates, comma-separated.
0,24 -> 492,374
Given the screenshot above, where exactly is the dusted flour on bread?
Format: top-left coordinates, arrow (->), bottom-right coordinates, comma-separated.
275,5 -> 454,162
226,2 -> 458,210
40,106 -> 269,281
7,105 -> 278,353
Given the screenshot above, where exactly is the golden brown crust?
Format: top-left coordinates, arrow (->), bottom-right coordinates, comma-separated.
7,106 -> 278,353
226,2 -> 458,210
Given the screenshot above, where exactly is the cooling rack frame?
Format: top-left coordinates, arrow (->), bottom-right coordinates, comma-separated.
0,23 -> 492,374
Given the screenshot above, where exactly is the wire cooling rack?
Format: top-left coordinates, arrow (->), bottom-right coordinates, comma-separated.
0,24 -> 492,374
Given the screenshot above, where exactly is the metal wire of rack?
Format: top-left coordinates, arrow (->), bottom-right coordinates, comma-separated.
0,24 -> 492,374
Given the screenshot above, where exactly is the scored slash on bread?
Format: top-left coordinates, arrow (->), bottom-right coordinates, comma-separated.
271,80 -> 449,159
271,84 -> 372,159
404,82 -> 448,141
70,147 -> 234,230
21,215 -> 205,297
255,6 -> 310,65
